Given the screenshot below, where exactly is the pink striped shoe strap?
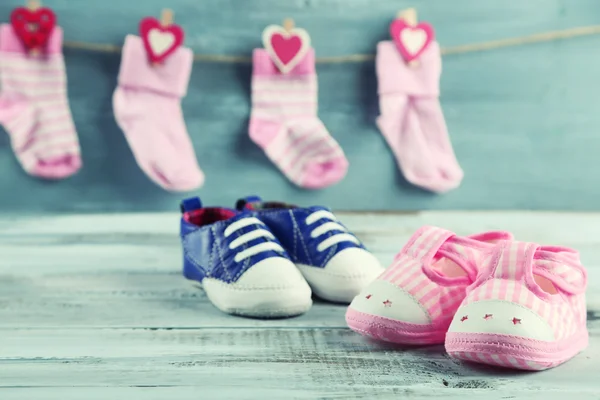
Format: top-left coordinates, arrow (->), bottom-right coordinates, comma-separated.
399,226 -> 456,262
422,247 -> 475,287
535,245 -> 587,294
421,231 -> 514,287
395,226 -> 475,286
489,241 -> 539,281
482,241 -> 587,298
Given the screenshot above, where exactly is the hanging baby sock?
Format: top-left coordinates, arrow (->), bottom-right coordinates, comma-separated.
249,49 -> 348,189
376,41 -> 463,193
0,24 -> 81,179
113,35 -> 204,192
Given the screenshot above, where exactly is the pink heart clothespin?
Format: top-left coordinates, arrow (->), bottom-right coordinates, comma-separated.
262,18 -> 311,74
139,8 -> 184,65
390,8 -> 435,66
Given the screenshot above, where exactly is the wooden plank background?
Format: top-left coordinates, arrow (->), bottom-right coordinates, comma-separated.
1,211 -> 599,398
0,0 -> 599,212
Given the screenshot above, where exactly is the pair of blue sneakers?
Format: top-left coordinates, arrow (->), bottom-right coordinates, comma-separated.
180,196 -> 384,318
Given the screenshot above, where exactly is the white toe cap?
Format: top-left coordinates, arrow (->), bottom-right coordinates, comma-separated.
297,248 -> 385,303
203,257 -> 312,317
235,257 -> 309,289
448,300 -> 555,341
349,279 -> 431,324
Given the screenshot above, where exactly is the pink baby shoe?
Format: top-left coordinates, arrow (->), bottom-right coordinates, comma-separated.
445,240 -> 588,370
345,226 -> 513,344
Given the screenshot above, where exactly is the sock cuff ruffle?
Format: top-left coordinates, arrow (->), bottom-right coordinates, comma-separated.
0,23 -> 63,54
376,41 -> 441,97
117,34 -> 193,98
252,48 -> 316,76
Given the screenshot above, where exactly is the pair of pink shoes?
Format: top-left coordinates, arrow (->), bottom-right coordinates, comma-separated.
346,226 -> 588,371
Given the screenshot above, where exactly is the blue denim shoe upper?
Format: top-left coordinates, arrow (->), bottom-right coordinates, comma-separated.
180,197 -> 291,284
235,196 -> 366,269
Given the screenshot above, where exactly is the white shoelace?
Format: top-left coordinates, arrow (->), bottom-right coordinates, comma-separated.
224,217 -> 284,262
305,210 -> 360,252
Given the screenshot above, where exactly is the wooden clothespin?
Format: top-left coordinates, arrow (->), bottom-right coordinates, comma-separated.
283,17 -> 294,33
27,0 -> 41,55
27,0 -> 41,10
140,8 -> 184,66
150,9 -> 174,67
397,7 -> 417,26
397,7 -> 419,68
160,8 -> 173,27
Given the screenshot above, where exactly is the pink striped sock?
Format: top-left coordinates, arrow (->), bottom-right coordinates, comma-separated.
0,24 -> 81,179
249,49 -> 348,189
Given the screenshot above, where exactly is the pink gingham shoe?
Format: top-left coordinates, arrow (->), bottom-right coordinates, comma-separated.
445,240 -> 588,371
345,226 -> 513,345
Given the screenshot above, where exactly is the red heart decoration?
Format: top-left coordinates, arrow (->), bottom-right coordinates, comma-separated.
390,19 -> 435,63
271,34 -> 302,65
262,25 -> 311,74
139,17 -> 184,64
10,6 -> 56,51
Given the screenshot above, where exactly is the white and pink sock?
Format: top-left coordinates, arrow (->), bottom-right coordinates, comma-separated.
113,35 -> 204,192
249,49 -> 348,189
0,24 -> 81,179
376,41 -> 463,193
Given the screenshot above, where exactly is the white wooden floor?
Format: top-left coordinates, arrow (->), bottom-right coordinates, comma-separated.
1,212 -> 599,399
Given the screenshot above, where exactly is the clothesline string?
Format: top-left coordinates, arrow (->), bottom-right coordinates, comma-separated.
63,24 -> 600,63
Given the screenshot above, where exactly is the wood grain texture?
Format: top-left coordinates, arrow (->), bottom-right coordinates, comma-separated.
0,0 -> 598,212
1,212 -> 599,398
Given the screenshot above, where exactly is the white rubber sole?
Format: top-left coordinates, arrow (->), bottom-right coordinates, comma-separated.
295,248 -> 384,304
296,263 -> 378,304
191,257 -> 314,318
194,280 -> 313,318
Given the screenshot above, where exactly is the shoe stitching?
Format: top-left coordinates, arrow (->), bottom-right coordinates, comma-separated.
182,234 -> 206,273
321,242 -> 337,268
206,240 -> 217,278
299,266 -> 375,279
350,325 -> 425,339
447,339 -> 559,353
346,315 -> 437,333
182,238 -> 207,280
230,304 -> 311,316
213,226 -> 235,282
204,278 -> 302,291
291,210 -> 313,265
447,330 -> 586,352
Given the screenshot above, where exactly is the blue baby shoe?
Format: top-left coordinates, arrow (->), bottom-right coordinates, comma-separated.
235,196 -> 384,303
180,196 -> 312,318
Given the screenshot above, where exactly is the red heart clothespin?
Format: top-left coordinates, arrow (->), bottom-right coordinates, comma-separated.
139,9 -> 184,65
390,8 -> 435,66
10,0 -> 56,54
262,18 -> 311,74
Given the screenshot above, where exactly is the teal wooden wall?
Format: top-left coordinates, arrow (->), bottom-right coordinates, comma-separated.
0,0 -> 599,213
